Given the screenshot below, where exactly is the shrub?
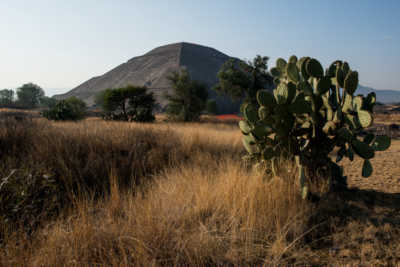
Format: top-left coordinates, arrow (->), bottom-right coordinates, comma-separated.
98,85 -> 155,122
39,96 -> 58,109
42,97 -> 86,121
240,56 -> 391,199
213,55 -> 273,105
165,69 -> 208,122
0,89 -> 15,107
16,83 -> 45,109
206,99 -> 218,115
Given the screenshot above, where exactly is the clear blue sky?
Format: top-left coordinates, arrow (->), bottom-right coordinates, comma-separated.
1,0 -> 399,96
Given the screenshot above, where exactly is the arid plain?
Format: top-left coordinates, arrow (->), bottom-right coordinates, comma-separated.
0,109 -> 399,266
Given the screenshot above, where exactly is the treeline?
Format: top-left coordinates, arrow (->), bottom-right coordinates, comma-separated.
2,54 -> 274,122
0,83 -> 57,109
0,83 -> 87,121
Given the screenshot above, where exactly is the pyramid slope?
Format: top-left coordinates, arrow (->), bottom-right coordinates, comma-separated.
54,42 -> 240,113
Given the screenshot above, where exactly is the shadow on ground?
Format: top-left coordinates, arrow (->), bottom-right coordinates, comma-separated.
304,188 -> 400,265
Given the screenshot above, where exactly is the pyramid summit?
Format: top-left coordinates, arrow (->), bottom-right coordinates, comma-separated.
54,42 -> 240,113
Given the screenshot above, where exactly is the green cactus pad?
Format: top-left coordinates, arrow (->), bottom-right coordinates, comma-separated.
273,104 -> 288,116
366,92 -> 376,105
341,62 -> 350,77
287,82 -> 297,103
270,67 -> 281,77
363,92 -> 376,112
243,132 -> 256,144
257,90 -> 276,107
323,121 -> 336,134
362,159 -> 373,177
243,103 -> 259,124
352,139 -> 375,159
297,57 -> 307,70
276,58 -> 287,72
306,58 -> 324,78
300,57 -> 311,80
316,76 -> 332,95
239,120 -> 252,134
342,94 -> 354,113
242,136 -> 259,154
301,121 -> 311,129
258,106 -> 269,120
363,133 -> 375,145
371,135 -> 391,151
274,83 -> 289,104
338,128 -> 353,142
289,95 -> 311,114
289,55 -> 298,64
252,124 -> 273,140
298,81 -> 313,96
326,108 -> 333,121
333,110 -> 342,123
336,68 -> 345,88
314,95 -> 323,111
344,71 -> 358,95
326,62 -> 337,77
352,96 -> 363,111
357,110 -> 373,128
286,62 -> 300,83
345,113 -> 359,129
329,91 -> 340,107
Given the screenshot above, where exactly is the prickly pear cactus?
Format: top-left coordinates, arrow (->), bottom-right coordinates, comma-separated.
240,57 -> 391,199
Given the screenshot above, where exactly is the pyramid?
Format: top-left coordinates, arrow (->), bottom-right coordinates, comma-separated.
54,42 -> 241,113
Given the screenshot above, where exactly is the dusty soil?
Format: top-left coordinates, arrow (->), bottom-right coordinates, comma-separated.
344,141 -> 400,193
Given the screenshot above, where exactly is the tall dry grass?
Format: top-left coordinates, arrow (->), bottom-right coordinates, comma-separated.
2,157 -> 311,266
1,115 -> 399,266
0,118 -> 243,233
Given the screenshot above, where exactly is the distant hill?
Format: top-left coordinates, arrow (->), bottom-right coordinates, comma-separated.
54,42 -> 241,114
357,85 -> 400,104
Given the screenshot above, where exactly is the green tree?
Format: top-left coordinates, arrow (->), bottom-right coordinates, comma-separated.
165,69 -> 208,121
94,90 -> 107,109
213,55 -> 273,106
42,96 -> 87,121
40,96 -> 58,109
206,99 -> 218,115
0,89 -> 15,107
16,83 -> 45,108
99,85 -> 155,122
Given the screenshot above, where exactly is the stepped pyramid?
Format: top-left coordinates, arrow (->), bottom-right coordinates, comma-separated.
54,42 -> 241,113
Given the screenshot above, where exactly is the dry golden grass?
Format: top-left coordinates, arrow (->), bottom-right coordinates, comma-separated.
1,113 -> 400,266
18,159 -> 310,266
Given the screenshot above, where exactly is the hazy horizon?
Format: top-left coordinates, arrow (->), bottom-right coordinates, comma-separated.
1,0 -> 399,96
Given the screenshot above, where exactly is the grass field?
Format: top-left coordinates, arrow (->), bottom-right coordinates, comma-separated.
0,112 -> 399,266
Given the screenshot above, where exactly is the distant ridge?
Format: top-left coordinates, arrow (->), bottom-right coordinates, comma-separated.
357,85 -> 400,104
54,42 -> 241,113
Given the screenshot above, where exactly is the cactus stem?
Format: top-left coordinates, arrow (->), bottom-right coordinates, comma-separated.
336,84 -> 341,107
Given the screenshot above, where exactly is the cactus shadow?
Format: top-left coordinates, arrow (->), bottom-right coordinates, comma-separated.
317,188 -> 400,226
305,188 -> 400,250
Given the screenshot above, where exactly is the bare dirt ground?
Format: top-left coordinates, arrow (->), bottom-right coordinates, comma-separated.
344,141 -> 400,193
